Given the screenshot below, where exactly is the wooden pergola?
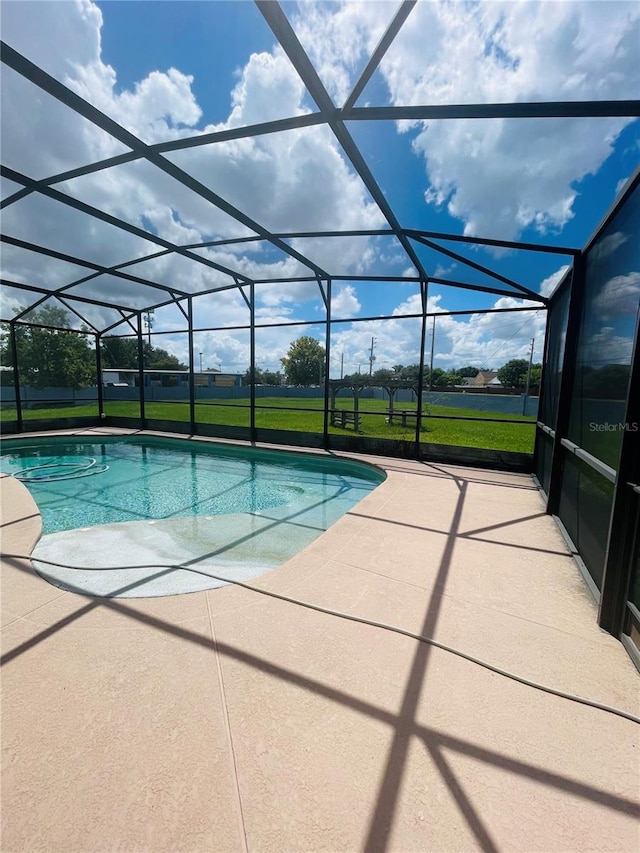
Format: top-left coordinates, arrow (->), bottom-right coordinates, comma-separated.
329,378 -> 422,431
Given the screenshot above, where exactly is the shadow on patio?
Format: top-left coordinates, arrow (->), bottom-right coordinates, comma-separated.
2,445 -> 639,852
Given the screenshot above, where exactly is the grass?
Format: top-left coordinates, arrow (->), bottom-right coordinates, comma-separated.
572,428 -> 624,471
1,396 -> 536,453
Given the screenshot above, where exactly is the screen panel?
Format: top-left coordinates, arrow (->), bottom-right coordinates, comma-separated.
567,185 -> 640,470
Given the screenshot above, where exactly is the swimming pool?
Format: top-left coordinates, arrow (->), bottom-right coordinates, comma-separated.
1,435 -> 385,598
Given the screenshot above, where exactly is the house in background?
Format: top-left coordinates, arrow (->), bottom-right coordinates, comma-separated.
464,370 -> 502,388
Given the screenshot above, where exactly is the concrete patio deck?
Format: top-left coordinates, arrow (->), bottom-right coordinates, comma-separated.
1,428 -> 639,852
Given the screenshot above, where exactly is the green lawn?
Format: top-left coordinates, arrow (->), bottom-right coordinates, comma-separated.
1,396 -> 536,453
2,403 -> 101,420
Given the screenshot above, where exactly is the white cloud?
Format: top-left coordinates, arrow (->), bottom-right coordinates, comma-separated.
292,1 -> 393,105
0,292 -> 25,321
133,273 -> 552,375
228,50 -> 307,127
540,265 -> 570,297
327,288 -> 547,377
295,0 -> 639,240
255,279 -> 321,309
189,289 -> 250,330
433,262 -> 457,279
1,1 -> 102,81
0,0 -> 383,328
170,261 -> 635,374
584,325 -> 634,365
110,68 -> 202,138
392,292 -> 424,317
616,177 -> 630,196
594,272 -> 640,319
331,284 -> 361,318
589,231 -> 629,262
429,299 -> 545,369
193,328 -> 252,374
3,0 -> 632,380
390,2 -> 638,239
0,0 -> 202,146
330,316 -> 421,375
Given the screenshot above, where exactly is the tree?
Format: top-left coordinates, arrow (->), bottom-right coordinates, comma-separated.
372,368 -> 395,382
443,369 -> 465,386
385,363 -> 420,382
529,365 -> 542,390
100,336 -> 139,369
280,336 -> 326,386
262,369 -> 283,386
145,346 -> 186,371
244,366 -> 265,385
497,358 -> 530,389
583,364 -> 630,400
399,364 -> 420,381
429,367 -> 461,388
243,366 -> 283,385
101,336 -> 187,371
1,306 -> 95,388
458,365 -> 480,378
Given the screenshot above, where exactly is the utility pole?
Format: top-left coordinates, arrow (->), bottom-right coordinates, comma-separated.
428,315 -> 436,392
340,352 -> 344,380
523,337 -> 535,415
143,309 -> 154,345
369,337 -> 376,376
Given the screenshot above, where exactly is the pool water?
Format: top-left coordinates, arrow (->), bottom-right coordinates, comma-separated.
1,436 -> 384,597
1,436 -> 383,534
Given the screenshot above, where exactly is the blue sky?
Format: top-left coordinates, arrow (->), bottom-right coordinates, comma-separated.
1,1 -> 638,376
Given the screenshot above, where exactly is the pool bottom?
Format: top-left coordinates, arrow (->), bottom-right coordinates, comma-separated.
31,503 -> 323,598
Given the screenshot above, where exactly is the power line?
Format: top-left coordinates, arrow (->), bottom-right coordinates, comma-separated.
483,311 -> 541,365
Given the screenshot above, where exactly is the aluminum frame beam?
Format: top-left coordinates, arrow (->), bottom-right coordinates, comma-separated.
411,235 -> 547,303
343,1 -> 417,112
347,101 -> 640,121
0,42 -> 329,280
0,13 -> 631,339
255,0 -> 430,283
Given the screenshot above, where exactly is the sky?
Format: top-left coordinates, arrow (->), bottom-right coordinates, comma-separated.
0,0 -> 638,377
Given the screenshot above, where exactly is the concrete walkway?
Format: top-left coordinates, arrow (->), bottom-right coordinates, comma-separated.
2,429 -> 639,852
